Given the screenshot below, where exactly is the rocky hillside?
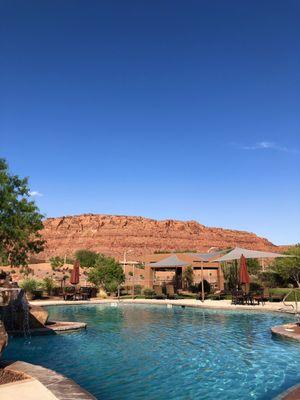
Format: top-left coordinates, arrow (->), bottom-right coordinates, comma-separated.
39,214 -> 278,260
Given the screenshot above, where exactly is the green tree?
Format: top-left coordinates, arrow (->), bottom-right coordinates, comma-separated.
182,265 -> 194,289
272,245 -> 300,287
88,255 -> 125,293
222,261 -> 239,290
75,249 -> 98,268
258,270 -> 285,288
247,258 -> 261,275
0,159 -> 45,267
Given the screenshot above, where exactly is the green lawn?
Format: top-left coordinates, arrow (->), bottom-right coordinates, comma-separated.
269,288 -> 300,301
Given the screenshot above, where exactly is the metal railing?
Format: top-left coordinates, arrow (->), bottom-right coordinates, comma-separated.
282,289 -> 300,323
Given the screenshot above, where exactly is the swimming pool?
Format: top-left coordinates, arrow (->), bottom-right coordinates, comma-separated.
3,304 -> 300,399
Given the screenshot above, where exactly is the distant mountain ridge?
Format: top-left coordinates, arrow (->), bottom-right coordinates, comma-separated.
40,213 -> 278,260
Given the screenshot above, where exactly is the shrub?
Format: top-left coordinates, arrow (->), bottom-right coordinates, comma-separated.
20,266 -> 34,276
249,282 -> 262,292
190,280 -> 211,293
42,277 -> 56,296
19,278 -> 41,294
143,288 -> 156,299
50,256 -> 64,271
189,284 -> 199,293
134,285 -> 142,295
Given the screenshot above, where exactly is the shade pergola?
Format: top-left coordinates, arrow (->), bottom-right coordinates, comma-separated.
213,247 -> 291,262
147,255 -> 190,291
193,250 -> 228,262
147,254 -> 190,268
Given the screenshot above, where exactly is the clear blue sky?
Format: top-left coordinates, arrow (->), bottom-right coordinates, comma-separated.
1,1 -> 299,245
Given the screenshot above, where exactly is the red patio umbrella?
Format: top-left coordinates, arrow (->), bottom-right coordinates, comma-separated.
239,255 -> 250,290
70,260 -> 80,285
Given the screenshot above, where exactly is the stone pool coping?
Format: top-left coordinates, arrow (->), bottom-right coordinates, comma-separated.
0,361 -> 96,399
271,323 -> 300,342
274,384 -> 300,400
30,297 -> 296,315
9,321 -> 87,336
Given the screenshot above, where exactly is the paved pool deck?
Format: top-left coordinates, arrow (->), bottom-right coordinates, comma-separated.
0,361 -> 96,400
0,378 -> 57,400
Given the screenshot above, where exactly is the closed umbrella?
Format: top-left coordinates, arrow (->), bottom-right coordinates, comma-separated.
70,260 -> 80,285
239,255 -> 250,292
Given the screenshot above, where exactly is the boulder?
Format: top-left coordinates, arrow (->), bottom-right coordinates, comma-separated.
0,289 -> 49,333
0,322 -> 8,358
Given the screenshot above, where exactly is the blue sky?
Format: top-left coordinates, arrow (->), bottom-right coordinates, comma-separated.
1,0 -> 299,245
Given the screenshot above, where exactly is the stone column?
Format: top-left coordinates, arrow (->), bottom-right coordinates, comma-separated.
144,265 -> 154,289
217,265 -> 225,290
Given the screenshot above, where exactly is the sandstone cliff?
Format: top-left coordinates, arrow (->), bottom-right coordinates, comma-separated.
40,214 -> 277,260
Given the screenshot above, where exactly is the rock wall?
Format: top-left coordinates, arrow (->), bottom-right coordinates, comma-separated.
0,289 -> 48,333
40,214 -> 277,259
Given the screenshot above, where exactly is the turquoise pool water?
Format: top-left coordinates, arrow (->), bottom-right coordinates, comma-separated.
3,304 -> 300,400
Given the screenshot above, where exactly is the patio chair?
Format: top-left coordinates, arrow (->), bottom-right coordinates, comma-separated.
63,286 -> 76,301
244,292 -> 255,305
79,287 -> 91,300
153,285 -> 166,299
231,290 -> 245,305
252,287 -> 269,305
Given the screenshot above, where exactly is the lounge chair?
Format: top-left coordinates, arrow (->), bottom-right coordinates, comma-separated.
252,287 -> 269,305
153,285 -> 166,299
